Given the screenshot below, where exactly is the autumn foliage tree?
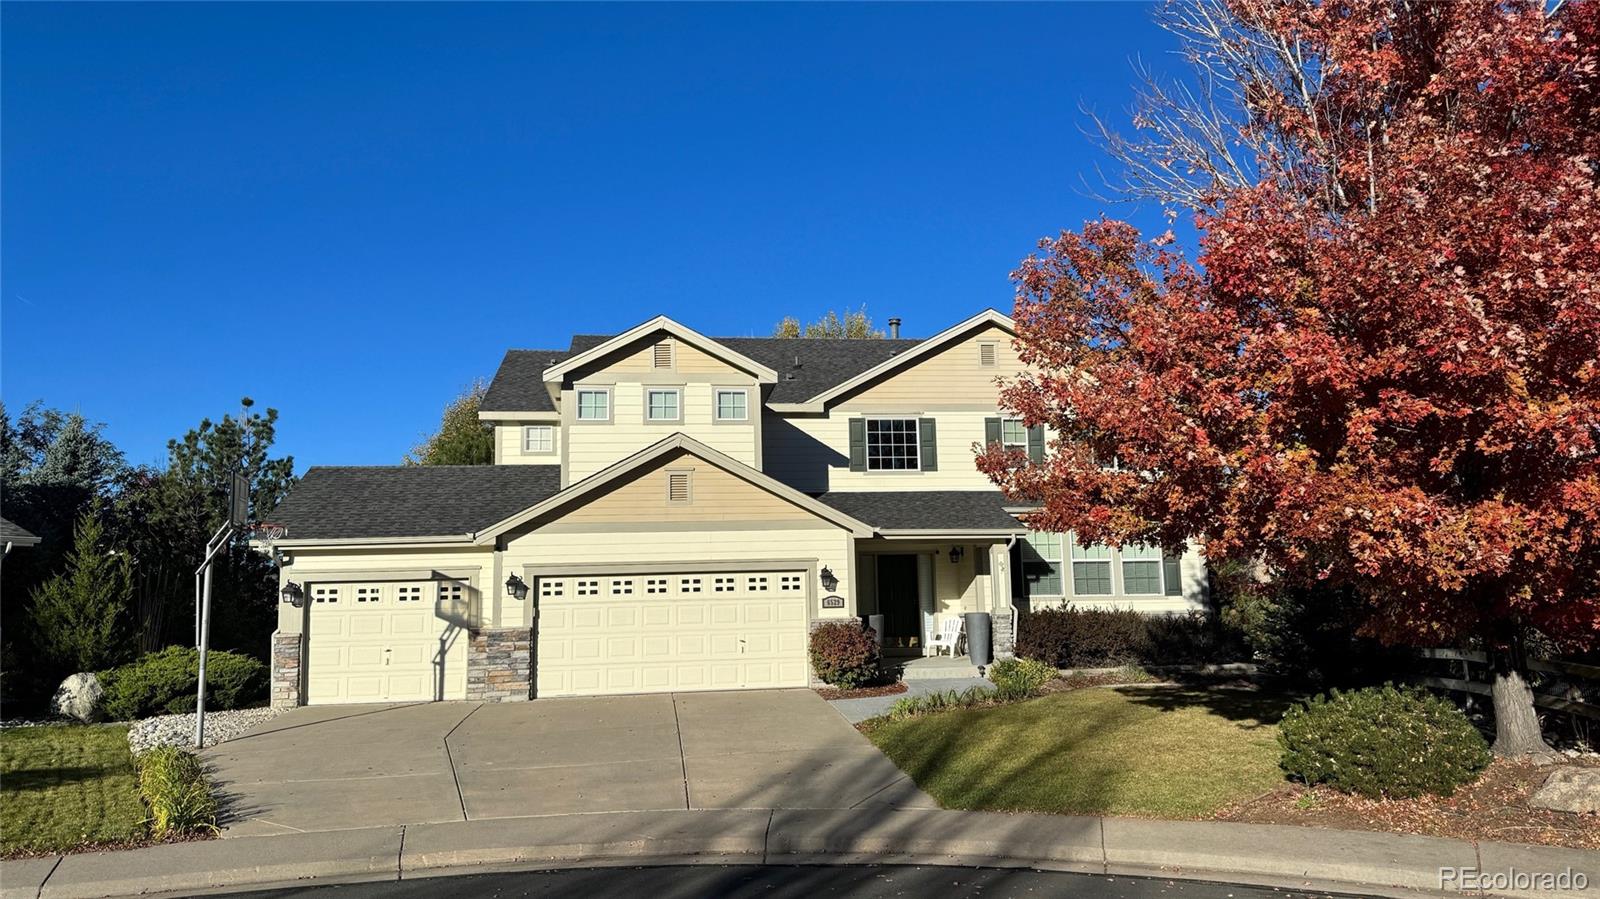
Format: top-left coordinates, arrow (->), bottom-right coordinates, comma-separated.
981,0 -> 1599,757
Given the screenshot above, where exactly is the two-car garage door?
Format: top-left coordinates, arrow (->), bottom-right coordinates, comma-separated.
533,569 -> 810,697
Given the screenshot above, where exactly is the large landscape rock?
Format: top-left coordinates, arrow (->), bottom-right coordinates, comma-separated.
50,672 -> 104,722
1528,766 -> 1600,814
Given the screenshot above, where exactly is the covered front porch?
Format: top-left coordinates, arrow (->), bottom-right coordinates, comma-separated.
852,535 -> 1019,664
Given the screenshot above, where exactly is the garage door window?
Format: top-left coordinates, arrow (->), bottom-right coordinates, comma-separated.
680,577 -> 702,593
645,578 -> 668,594
714,576 -> 737,593
313,586 -> 340,604
576,579 -> 600,596
355,586 -> 383,604
539,579 -> 564,599
748,575 -> 769,591
397,586 -> 422,602
611,578 -> 635,596
780,574 -> 803,592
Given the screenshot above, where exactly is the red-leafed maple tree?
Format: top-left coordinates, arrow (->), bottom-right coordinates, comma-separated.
981,0 -> 1599,757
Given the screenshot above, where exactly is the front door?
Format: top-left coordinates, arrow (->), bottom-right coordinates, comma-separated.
875,554 -> 921,650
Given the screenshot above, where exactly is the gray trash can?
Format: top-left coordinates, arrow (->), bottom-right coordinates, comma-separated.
865,614 -> 885,647
964,612 -> 992,670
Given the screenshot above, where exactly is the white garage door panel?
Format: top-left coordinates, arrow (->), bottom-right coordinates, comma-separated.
304,581 -> 469,705
535,570 -> 810,697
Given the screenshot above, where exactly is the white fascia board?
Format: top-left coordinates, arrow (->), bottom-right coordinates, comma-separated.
876,528 -> 1027,540
540,316 -> 778,385
802,309 -> 1016,406
257,535 -> 476,551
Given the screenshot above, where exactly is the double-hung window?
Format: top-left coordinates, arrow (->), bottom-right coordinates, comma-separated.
1071,542 -> 1114,595
1024,530 -> 1064,595
865,418 -> 919,471
646,388 -> 681,422
1120,544 -> 1164,594
522,425 -> 554,454
715,389 -> 748,421
1000,418 -> 1027,450
576,389 -> 610,422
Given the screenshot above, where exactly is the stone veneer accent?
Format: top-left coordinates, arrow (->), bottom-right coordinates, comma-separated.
991,607 -> 1016,660
467,627 -> 533,702
270,630 -> 303,708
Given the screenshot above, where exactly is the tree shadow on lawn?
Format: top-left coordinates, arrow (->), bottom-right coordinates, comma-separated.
1112,684 -> 1301,729
1,765 -> 120,793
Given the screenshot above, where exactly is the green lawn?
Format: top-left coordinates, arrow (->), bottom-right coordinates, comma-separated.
863,685 -> 1294,818
1,725 -> 147,856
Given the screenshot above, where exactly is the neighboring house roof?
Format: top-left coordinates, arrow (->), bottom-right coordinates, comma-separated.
264,465 -> 562,542
475,433 -> 874,542
543,316 -> 778,385
0,516 -> 40,546
814,491 -> 1024,535
480,349 -> 570,413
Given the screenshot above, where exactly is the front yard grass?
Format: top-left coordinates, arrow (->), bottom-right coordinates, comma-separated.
862,685 -> 1293,818
1,724 -> 147,856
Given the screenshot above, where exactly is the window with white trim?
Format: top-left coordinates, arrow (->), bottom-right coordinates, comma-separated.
1071,543 -> 1113,595
576,389 -> 610,421
865,418 -> 919,471
1001,418 -> 1027,450
522,425 -> 554,454
1024,530 -> 1064,595
1120,544 -> 1163,594
646,388 -> 681,422
715,389 -> 748,421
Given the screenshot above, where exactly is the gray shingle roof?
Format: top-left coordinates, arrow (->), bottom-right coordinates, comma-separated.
264,465 -> 561,540
563,334 -> 925,404
479,350 -> 570,413
814,491 -> 1023,532
0,516 -> 39,544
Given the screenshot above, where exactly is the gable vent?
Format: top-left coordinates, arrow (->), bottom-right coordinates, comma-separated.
653,341 -> 673,370
978,342 -> 997,367
667,471 -> 691,503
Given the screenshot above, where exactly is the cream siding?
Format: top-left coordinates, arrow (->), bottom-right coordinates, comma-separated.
764,409 -> 1005,493
277,545 -> 495,632
834,324 -> 1024,408
566,381 -> 758,482
556,451 -> 818,525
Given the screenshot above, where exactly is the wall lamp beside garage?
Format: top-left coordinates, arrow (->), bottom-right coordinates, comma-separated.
505,574 -> 530,601
279,581 -> 305,607
819,566 -> 838,592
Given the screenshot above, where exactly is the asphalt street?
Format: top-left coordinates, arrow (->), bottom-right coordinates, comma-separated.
228,864 -> 1372,898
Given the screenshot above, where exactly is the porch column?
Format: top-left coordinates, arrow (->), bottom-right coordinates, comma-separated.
988,543 -> 1016,659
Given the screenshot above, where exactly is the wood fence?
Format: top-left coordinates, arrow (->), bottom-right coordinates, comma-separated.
1417,647 -> 1600,721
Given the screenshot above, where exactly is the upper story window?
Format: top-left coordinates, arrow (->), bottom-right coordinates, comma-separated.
576,388 -> 610,421
866,418 -> 919,471
1000,418 -> 1027,450
522,425 -> 554,454
646,388 -> 681,422
715,389 -> 748,421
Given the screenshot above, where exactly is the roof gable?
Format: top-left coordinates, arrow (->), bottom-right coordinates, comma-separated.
542,317 -> 777,385
792,309 -> 1016,408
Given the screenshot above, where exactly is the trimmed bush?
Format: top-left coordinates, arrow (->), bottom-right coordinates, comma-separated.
808,620 -> 880,689
989,657 -> 1054,699
1278,685 -> 1491,799
100,646 -> 267,721
1016,608 -> 1246,669
136,745 -> 218,839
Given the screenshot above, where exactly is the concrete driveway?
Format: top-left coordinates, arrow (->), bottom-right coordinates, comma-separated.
205,689 -> 933,837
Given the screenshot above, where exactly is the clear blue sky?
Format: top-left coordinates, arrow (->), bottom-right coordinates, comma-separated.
3,2 -> 1180,471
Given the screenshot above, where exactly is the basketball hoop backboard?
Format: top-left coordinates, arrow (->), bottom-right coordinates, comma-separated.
229,472 -> 250,528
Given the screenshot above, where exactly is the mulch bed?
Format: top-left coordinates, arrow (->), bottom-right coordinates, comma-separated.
814,682 -> 909,701
1215,757 -> 1600,850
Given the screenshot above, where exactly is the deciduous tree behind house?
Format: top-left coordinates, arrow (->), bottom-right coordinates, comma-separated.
405,380 -> 495,466
982,0 -> 1599,758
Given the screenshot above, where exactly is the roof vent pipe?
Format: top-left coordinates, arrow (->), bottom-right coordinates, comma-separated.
888,317 -> 902,339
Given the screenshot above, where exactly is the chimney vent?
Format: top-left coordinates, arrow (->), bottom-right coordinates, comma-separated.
888,317 -> 902,339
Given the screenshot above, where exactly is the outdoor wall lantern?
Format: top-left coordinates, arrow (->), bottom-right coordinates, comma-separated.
948,546 -> 965,564
819,566 -> 838,592
279,581 -> 305,608
505,573 -> 530,601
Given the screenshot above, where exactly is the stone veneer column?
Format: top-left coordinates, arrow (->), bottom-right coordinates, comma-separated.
990,607 -> 1016,660
466,627 -> 533,701
270,630 -> 303,708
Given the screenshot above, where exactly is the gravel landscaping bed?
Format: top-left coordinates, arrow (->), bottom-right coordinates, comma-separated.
127,707 -> 286,753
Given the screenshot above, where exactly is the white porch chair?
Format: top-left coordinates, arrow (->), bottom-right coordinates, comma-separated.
927,615 -> 964,657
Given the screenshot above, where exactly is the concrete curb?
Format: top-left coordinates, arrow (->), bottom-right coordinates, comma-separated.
3,809 -> 1595,899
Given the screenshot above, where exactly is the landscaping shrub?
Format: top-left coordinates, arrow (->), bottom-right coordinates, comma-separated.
1277,685 -> 1491,799
808,620 -> 880,689
989,658 -> 1054,699
136,745 -> 218,839
886,685 -> 996,719
100,646 -> 267,721
1017,607 -> 1247,669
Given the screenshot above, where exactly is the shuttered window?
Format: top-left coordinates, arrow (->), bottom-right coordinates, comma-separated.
865,418 -> 919,470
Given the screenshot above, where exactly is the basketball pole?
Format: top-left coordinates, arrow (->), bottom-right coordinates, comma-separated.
196,470 -> 250,749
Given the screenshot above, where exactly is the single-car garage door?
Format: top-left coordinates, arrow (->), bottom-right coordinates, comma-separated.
534,570 -> 810,697
304,580 -> 470,704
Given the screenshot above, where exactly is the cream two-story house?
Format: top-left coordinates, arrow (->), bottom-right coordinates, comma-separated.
261,310 -> 1207,706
